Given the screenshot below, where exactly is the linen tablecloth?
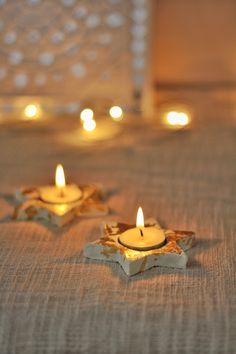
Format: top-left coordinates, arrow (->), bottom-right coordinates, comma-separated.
0,111 -> 235,353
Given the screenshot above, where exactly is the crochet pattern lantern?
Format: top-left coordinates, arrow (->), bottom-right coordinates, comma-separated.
0,0 -> 149,115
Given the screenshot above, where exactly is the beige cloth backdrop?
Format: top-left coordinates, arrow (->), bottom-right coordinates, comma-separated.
0,102 -> 235,353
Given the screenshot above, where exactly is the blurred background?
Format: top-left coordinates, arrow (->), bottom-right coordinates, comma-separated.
148,0 -> 236,122
0,0 -> 147,120
0,0 -> 236,127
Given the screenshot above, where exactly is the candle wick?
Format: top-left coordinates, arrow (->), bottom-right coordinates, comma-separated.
140,228 -> 144,237
59,187 -> 65,198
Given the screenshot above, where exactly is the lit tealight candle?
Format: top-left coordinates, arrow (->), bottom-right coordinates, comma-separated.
118,207 -> 166,251
40,164 -> 82,204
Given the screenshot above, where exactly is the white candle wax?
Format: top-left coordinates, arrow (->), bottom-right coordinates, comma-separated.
118,226 -> 166,251
39,164 -> 82,204
118,207 -> 166,251
40,184 -> 82,204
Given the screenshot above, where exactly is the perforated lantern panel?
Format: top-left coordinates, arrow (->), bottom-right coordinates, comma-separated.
0,0 -> 148,113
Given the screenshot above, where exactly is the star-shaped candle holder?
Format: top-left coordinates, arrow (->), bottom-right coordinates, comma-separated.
13,184 -> 108,227
84,218 -> 196,276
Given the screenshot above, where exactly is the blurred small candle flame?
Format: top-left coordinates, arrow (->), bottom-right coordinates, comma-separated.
83,119 -> 96,132
109,106 -> 123,121
55,164 -> 66,188
80,108 -> 94,122
23,104 -> 40,120
136,207 -> 144,228
166,111 -> 190,127
177,113 -> 189,126
166,111 -> 179,125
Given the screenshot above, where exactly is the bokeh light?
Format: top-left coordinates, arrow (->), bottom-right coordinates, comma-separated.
166,111 -> 190,127
166,111 -> 179,125
109,106 -> 123,121
23,104 -> 41,120
80,108 -> 94,122
177,113 -> 189,126
83,119 -> 96,132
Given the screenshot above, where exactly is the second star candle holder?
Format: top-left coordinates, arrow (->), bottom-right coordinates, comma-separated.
13,164 -> 109,227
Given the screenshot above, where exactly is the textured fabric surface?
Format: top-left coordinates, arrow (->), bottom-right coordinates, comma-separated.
0,114 -> 235,353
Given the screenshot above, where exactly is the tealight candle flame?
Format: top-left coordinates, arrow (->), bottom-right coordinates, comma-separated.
136,207 -> 144,228
55,164 -> 66,188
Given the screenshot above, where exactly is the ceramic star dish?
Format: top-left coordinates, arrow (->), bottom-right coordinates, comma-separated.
84,218 -> 196,276
13,184 -> 108,227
